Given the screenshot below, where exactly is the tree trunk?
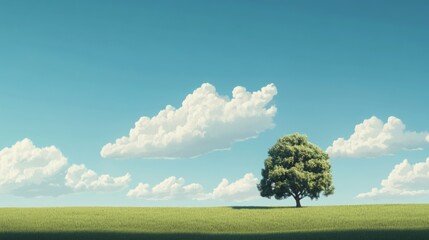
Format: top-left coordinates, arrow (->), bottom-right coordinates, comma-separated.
295,197 -> 302,208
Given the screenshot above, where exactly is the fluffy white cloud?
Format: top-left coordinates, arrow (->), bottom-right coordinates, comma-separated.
357,158 -> 429,198
127,176 -> 204,200
127,173 -> 260,202
0,138 -> 131,197
101,83 -> 277,159
0,138 -> 67,188
327,116 -> 429,158
65,164 -> 131,191
203,173 -> 259,202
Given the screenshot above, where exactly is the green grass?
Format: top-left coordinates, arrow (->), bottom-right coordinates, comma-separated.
0,204 -> 428,239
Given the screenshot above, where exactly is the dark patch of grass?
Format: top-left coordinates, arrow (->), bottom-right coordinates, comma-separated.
1,229 -> 428,240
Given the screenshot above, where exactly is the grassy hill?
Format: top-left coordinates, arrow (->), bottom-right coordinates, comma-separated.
0,204 -> 428,240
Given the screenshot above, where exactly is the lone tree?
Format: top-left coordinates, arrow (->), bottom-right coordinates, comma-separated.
257,133 -> 334,207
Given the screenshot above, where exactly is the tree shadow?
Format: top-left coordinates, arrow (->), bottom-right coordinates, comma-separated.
1,229 -> 428,240
230,206 -> 301,210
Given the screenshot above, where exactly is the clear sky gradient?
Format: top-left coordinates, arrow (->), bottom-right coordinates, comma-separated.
1,0 -> 428,206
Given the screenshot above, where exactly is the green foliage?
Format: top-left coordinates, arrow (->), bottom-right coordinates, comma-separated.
258,133 -> 334,207
0,205 -> 428,240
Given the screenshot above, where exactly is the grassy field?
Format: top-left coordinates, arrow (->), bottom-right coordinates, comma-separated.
0,204 -> 428,240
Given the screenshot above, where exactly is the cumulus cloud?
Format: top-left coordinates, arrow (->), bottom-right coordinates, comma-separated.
8,172 -> 72,197
127,173 -> 260,202
327,116 -> 429,158
357,158 -> 429,198
65,164 -> 131,192
203,173 -> 259,202
0,138 -> 67,188
127,176 -> 204,200
101,83 -> 277,159
0,138 -> 131,197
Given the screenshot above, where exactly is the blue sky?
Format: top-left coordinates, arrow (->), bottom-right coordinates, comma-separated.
1,0 -> 429,207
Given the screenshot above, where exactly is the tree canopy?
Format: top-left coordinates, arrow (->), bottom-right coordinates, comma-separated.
257,133 -> 334,207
